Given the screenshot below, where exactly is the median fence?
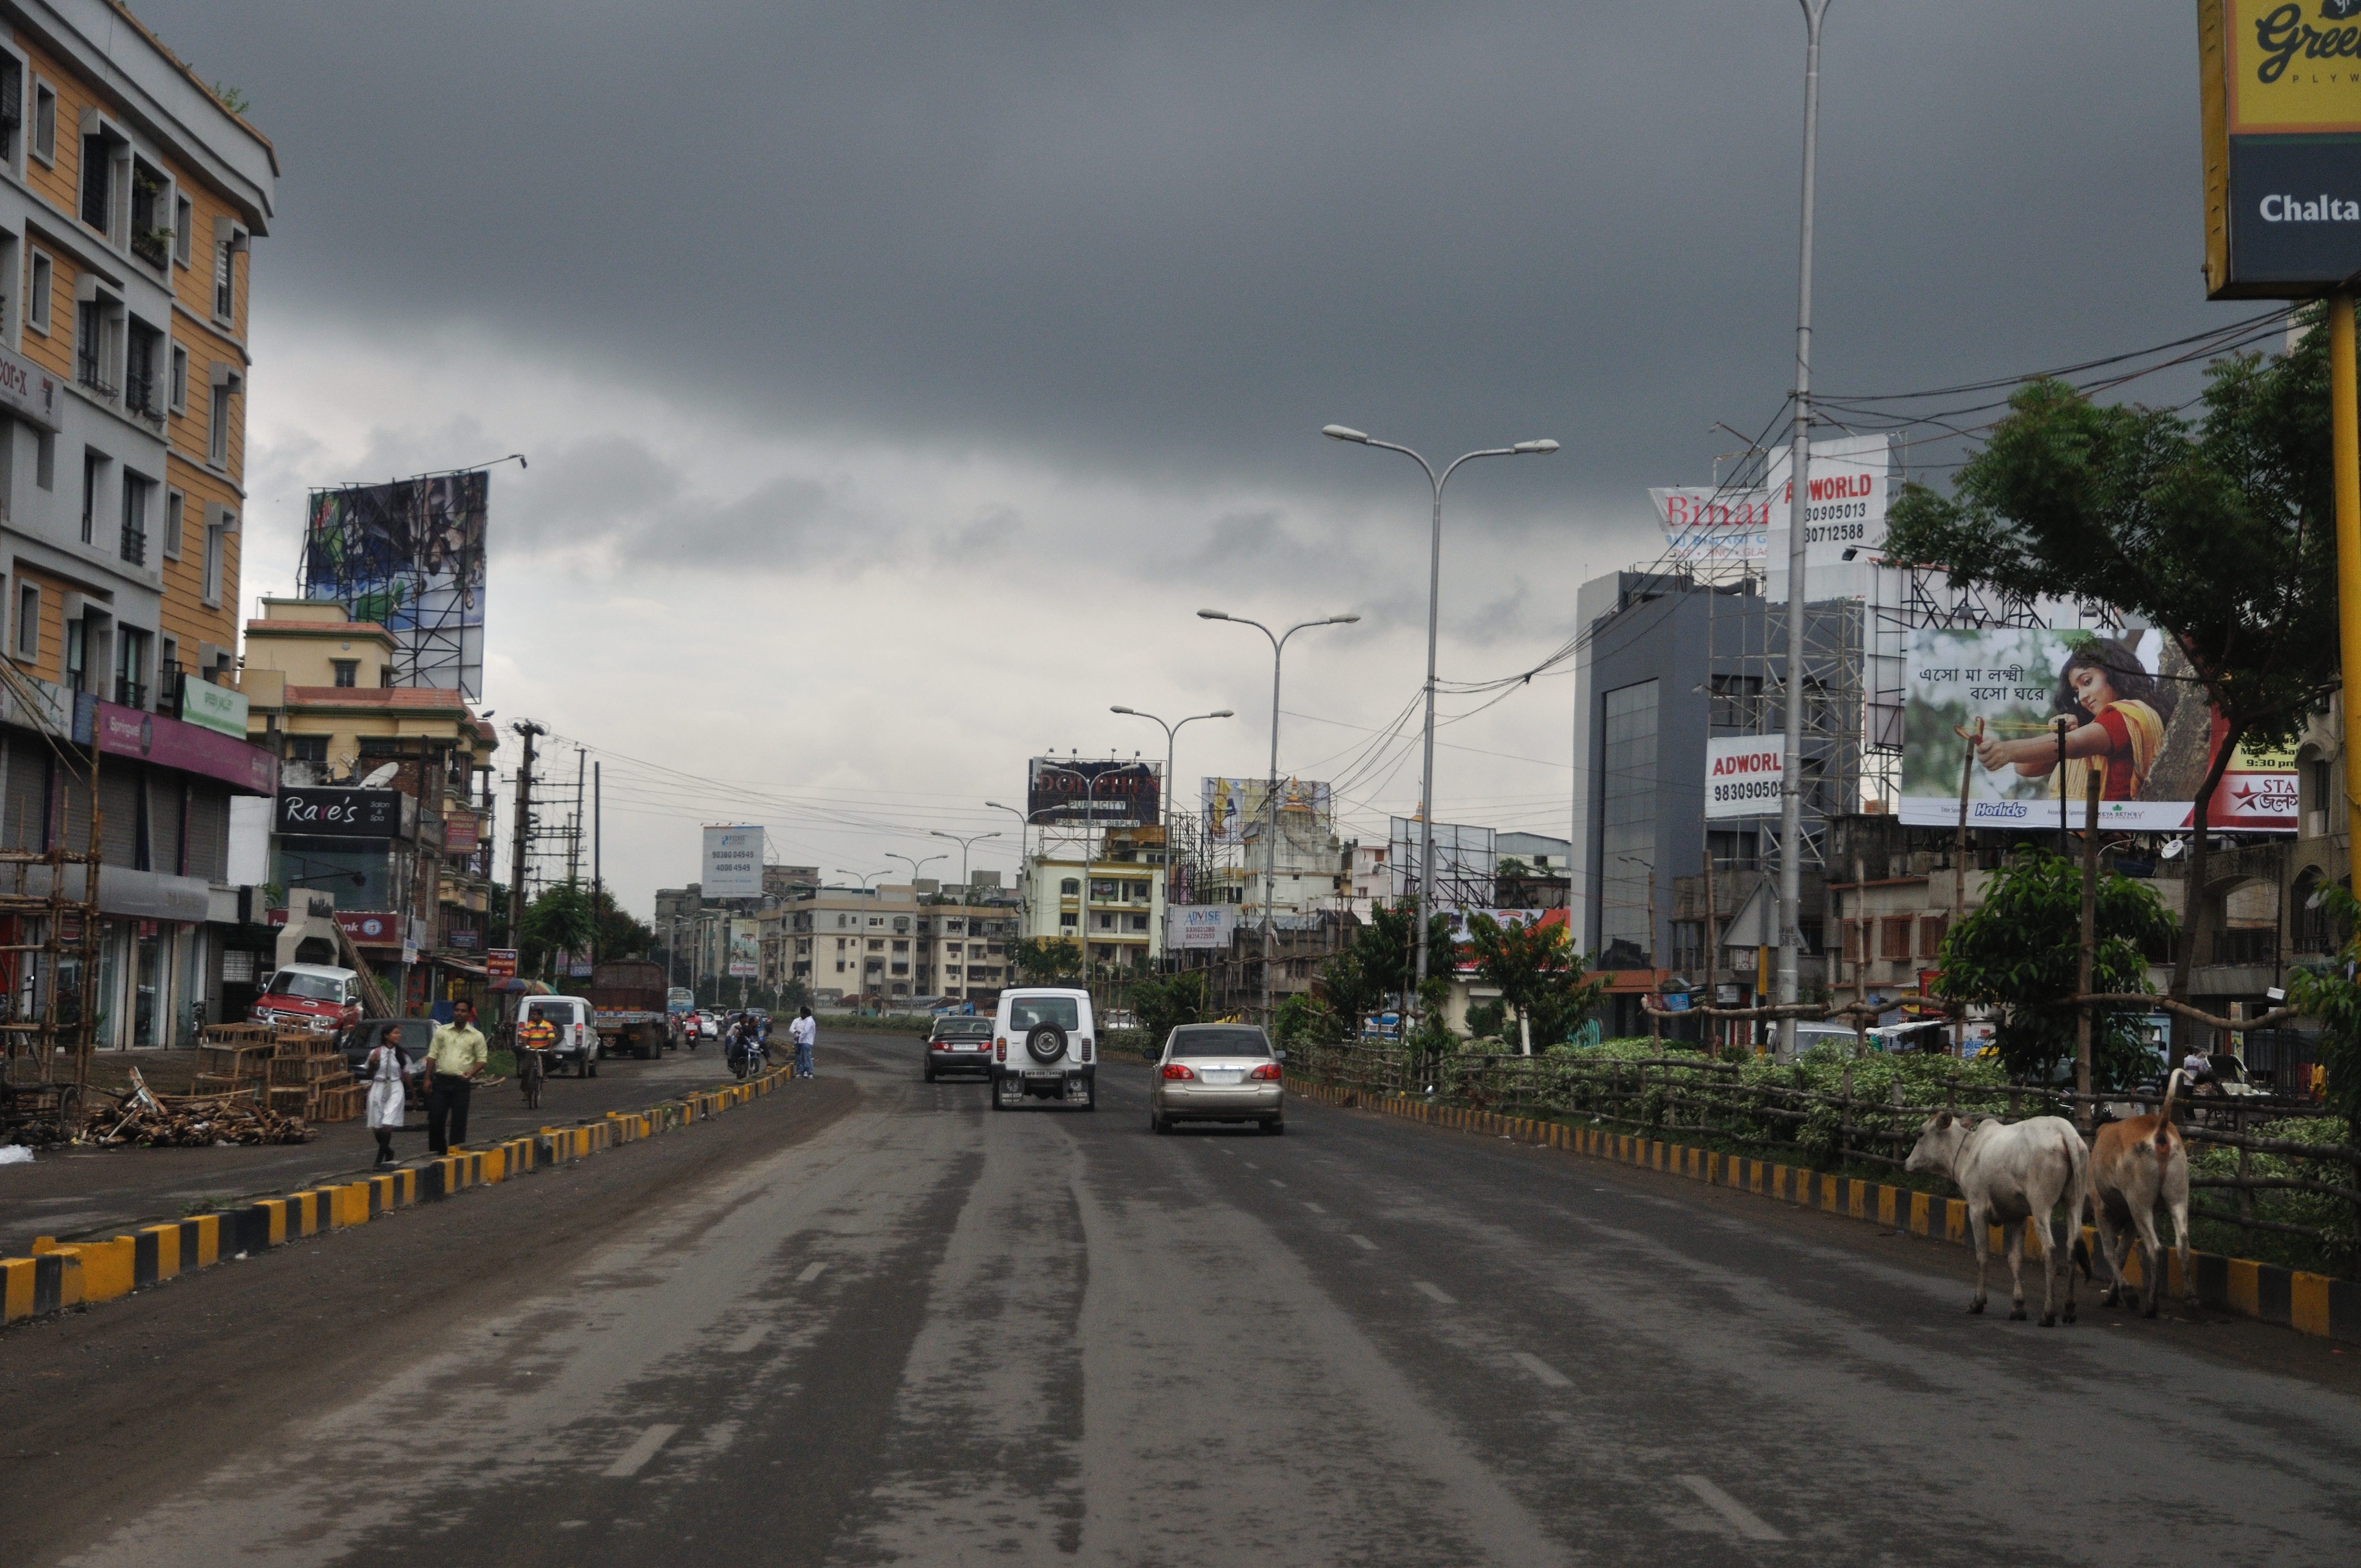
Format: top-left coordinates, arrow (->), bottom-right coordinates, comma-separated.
1,1066 -> 794,1329
1285,1061 -> 2361,1348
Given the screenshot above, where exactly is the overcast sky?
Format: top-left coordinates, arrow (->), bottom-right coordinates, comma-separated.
129,1 -> 2248,915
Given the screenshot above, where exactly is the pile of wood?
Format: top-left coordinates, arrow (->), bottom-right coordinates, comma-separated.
189,1022 -> 276,1100
79,1068 -> 317,1147
263,1029 -> 359,1123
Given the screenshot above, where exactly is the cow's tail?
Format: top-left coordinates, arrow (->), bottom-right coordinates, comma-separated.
2060,1123 -> 2091,1273
2156,1069 -> 2186,1162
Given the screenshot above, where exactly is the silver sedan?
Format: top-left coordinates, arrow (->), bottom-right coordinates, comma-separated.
1151,1023 -> 1285,1135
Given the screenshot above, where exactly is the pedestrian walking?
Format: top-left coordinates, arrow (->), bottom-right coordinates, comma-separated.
789,1005 -> 817,1078
363,1022 -> 411,1167
425,998 -> 488,1155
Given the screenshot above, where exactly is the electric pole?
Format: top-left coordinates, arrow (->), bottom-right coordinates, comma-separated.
508,721 -> 545,944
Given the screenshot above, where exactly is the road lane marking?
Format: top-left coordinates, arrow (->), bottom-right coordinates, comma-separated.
1348,1234 -> 1379,1251
602,1424 -> 681,1478
797,1262 -> 828,1284
1302,1201 -> 1326,1213
1510,1352 -> 1571,1387
1677,1476 -> 1785,1541
1269,1179 -> 1287,1188
728,1324 -> 769,1353
1412,1281 -> 1456,1305
1242,1162 -> 1259,1169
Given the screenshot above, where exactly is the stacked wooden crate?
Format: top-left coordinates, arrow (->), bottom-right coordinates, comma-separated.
190,1023 -> 276,1101
264,1028 -> 357,1121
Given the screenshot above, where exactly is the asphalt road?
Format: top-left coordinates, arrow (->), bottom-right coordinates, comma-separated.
11,1028 -> 2361,1567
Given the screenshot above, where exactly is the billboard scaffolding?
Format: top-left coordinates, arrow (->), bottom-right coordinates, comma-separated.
301,472 -> 489,700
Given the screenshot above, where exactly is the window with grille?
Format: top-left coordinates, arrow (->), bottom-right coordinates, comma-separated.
1917,914 -> 1948,960
0,55 -> 19,166
80,132 -> 116,231
119,473 -> 150,566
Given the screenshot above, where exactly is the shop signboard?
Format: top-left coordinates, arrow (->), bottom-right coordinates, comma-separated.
1898,626 -> 2296,833
487,948 -> 518,980
264,907 -> 408,946
1704,736 -> 1785,820
2202,2 -> 2361,297
178,678 -> 249,739
444,811 -> 481,851
85,700 -> 276,794
0,343 -> 59,429
276,787 -> 405,837
702,825 -> 765,899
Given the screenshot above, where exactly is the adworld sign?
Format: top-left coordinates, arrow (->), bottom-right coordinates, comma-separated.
1704,737 -> 1785,821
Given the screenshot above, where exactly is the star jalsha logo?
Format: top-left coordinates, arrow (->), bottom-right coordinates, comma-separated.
2228,777 -> 2297,814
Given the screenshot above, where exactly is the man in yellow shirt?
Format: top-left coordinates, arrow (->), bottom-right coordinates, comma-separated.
425,998 -> 488,1154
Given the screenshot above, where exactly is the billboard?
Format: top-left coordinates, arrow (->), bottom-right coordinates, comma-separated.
702,825 -> 765,899
1898,627 -> 2295,834
1167,905 -> 1238,950
1704,736 -> 1785,820
1650,486 -> 1772,563
1388,818 -> 1497,902
2202,2 -> 2361,298
1202,777 -> 1332,843
1028,758 -> 1161,826
301,472 -> 489,700
1762,433 -> 1891,572
728,918 -> 760,978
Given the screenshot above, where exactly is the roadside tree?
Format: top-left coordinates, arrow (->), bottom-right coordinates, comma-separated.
1460,913 -> 1604,1051
1932,849 -> 2176,1088
1013,937 -> 1082,986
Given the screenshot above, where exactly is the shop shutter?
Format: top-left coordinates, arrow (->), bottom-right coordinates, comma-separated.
186,786 -> 228,882
98,767 -> 139,868
148,776 -> 182,876
58,766 -> 92,855
3,742 -> 48,851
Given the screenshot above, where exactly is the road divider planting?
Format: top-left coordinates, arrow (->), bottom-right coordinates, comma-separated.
1,1066 -> 796,1330
1287,1076 -> 2360,1347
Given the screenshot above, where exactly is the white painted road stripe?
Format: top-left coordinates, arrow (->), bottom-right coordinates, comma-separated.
728,1324 -> 769,1353
1412,1281 -> 1456,1305
796,1262 -> 828,1284
601,1424 -> 681,1478
1301,1201 -> 1326,1213
1677,1475 -> 1785,1541
1270,1179 -> 1286,1188
1510,1352 -> 1571,1388
1348,1234 -> 1379,1251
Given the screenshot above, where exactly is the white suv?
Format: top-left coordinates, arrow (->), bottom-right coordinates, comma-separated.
991,988 -> 1097,1111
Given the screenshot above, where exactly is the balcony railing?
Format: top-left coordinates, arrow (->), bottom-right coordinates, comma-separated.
123,372 -> 162,426
119,524 -> 146,567
2210,928 -> 2278,967
113,678 -> 147,711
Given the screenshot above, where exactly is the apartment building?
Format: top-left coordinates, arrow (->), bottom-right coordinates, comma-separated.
1019,839 -> 1165,974
0,3 -> 276,1046
782,885 -> 1017,1005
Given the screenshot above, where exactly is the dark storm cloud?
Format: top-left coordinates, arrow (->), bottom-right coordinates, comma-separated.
143,1 -> 2224,515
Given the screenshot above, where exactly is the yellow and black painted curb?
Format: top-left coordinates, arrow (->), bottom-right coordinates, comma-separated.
1287,1078 -> 2360,1347
2,1066 -> 796,1328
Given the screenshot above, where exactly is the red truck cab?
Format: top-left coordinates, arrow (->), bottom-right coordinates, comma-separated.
249,963 -> 363,1035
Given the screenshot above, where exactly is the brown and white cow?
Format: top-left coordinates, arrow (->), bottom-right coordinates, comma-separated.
1906,1111 -> 2088,1326
2084,1069 -> 2193,1317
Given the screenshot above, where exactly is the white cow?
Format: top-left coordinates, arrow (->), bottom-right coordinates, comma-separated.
1905,1111 -> 2089,1326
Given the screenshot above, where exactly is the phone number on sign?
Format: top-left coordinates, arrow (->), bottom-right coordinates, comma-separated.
1711,779 -> 1782,805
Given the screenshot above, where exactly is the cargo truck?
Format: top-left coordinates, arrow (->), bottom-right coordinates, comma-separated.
584,959 -> 672,1060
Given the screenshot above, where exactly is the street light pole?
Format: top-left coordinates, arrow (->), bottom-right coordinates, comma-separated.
885,851 -> 946,887
928,829 -> 1002,895
984,801 -> 1054,935
1197,612 -> 1358,1026
1322,425 -> 1557,1008
1776,0 -> 1833,1057
1111,705 -> 1234,966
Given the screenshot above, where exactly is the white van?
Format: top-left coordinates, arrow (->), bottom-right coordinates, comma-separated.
519,994 -> 601,1077
990,987 -> 1096,1111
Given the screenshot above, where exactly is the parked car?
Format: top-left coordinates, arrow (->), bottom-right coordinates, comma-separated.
925,1015 -> 995,1081
250,963 -> 363,1035
990,987 -> 1097,1110
519,995 -> 600,1077
1151,1023 -> 1285,1135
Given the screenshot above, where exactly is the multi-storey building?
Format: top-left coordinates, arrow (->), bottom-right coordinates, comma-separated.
238,601 -> 496,1012
1018,829 -> 1166,975
779,884 -> 1018,1005
0,3 -> 276,1047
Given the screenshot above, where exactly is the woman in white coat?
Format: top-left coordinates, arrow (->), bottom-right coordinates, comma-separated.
364,1022 -> 411,1167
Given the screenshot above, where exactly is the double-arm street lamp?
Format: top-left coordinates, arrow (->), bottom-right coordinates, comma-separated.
1321,424 -> 1557,1005
1196,611 -> 1359,1025
1110,705 -> 1234,962
836,867 -> 890,892
928,829 -> 1002,895
885,851 -> 947,886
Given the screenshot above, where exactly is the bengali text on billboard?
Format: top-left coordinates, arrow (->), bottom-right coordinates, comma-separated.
1899,627 -> 2294,834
